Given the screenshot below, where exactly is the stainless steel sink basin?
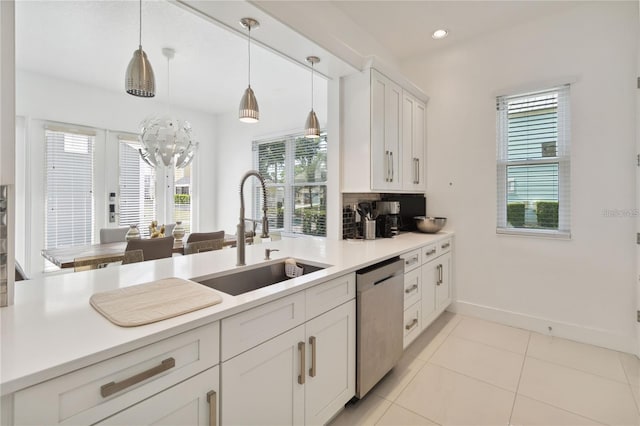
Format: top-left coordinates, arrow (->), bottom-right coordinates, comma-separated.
195,260 -> 328,296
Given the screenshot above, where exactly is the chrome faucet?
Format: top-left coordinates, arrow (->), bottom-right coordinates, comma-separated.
237,170 -> 270,266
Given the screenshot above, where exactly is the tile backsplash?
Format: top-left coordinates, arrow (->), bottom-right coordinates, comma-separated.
342,193 -> 381,239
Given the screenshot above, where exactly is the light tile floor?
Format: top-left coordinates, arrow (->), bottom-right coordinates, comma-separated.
329,313 -> 640,426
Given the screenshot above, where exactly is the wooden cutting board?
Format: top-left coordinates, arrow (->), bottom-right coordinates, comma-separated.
90,277 -> 223,327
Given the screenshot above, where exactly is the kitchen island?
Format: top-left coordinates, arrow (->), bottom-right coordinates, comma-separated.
1,232 -> 453,425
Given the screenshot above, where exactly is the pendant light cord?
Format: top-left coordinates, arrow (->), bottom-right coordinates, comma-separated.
310,62 -> 314,111
138,0 -> 142,47
167,54 -> 171,114
247,26 -> 251,87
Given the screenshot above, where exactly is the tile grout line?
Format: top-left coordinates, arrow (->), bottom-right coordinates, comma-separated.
427,362 -> 518,394
449,332 -> 529,356
525,353 -> 633,386
618,353 -> 640,415
515,394 -> 608,425
371,397 -> 394,426
386,316 -> 463,401
508,332 -> 531,425
389,402 -> 443,426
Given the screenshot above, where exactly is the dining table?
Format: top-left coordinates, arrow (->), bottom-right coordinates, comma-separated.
41,234 -> 239,269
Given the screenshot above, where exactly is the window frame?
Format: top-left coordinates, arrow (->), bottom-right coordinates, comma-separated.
253,132 -> 328,237
496,85 -> 571,239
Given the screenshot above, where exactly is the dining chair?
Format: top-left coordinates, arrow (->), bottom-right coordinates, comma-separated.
125,236 -> 174,261
186,231 -> 225,244
99,227 -> 129,244
122,249 -> 144,265
164,223 -> 176,237
184,239 -> 224,255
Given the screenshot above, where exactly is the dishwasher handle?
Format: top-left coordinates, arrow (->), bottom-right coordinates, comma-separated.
356,257 -> 404,293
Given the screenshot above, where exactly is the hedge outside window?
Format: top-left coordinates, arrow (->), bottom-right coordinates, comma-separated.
253,133 -> 327,237
496,85 -> 571,238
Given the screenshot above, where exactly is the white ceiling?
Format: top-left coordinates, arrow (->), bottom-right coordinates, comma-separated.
15,1 -> 582,117
15,0 -> 327,116
330,1 -> 581,62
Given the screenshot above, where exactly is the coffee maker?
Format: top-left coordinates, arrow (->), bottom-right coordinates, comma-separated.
374,201 -> 400,238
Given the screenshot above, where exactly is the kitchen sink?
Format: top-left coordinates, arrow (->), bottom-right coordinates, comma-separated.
195,259 -> 328,296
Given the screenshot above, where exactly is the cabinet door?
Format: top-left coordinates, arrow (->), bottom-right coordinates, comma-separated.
436,252 -> 452,309
221,326 -> 305,426
371,70 -> 402,191
402,92 -> 426,191
97,366 -> 219,426
305,300 -> 356,426
421,259 -> 438,322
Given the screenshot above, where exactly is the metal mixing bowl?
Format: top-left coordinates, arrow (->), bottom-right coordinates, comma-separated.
414,216 -> 447,233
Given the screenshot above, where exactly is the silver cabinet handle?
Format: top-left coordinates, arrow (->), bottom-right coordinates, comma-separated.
425,249 -> 436,257
442,242 -> 450,249
405,284 -> 418,294
309,336 -> 317,378
405,318 -> 419,331
298,341 -> 306,384
413,158 -> 418,184
384,151 -> 390,182
416,158 -> 420,184
207,390 -> 217,426
405,255 -> 418,266
437,264 -> 443,285
100,357 -> 175,398
390,151 -> 394,181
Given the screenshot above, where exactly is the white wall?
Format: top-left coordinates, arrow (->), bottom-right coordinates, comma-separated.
402,1 -> 638,352
16,70 -> 217,275
212,89 -> 329,234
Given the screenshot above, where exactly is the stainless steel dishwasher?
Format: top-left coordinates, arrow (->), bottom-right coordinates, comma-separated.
355,257 -> 404,398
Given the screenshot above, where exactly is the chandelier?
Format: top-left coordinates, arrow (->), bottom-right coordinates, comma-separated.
138,48 -> 196,169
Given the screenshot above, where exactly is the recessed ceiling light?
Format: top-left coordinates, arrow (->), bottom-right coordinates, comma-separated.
432,29 -> 448,40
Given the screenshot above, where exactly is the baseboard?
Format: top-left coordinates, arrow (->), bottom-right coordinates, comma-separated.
450,300 -> 637,355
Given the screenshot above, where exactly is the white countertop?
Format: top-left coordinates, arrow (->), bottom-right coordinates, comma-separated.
0,232 -> 452,395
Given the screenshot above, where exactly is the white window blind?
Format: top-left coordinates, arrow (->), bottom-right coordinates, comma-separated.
45,128 -> 95,249
119,137 -> 156,237
173,165 -> 192,234
254,133 -> 327,237
496,85 -> 570,237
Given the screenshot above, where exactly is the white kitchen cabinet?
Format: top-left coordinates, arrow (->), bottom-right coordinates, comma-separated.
97,366 -> 219,426
221,326 -> 306,426
221,300 -> 356,426
13,321 -> 220,425
422,251 -> 452,326
304,300 -> 355,425
402,91 -> 426,191
342,68 -> 427,193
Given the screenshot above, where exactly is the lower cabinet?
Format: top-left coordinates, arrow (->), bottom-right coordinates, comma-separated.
97,366 -> 219,426
222,300 -> 356,426
422,251 -> 452,326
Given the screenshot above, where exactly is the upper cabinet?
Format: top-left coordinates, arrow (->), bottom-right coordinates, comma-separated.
402,91 -> 426,191
342,68 -> 427,193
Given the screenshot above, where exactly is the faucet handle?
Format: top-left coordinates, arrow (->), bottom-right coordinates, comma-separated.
265,248 -> 280,260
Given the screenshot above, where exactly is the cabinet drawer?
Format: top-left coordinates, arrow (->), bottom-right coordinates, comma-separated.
306,273 -> 355,320
422,244 -> 437,263
400,249 -> 421,272
403,268 -> 421,309
14,321 -> 219,425
403,301 -> 421,349
221,291 -> 306,361
438,238 -> 452,256
97,366 -> 218,426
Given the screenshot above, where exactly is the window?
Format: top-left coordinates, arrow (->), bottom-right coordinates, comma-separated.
173,164 -> 192,234
254,133 -> 327,237
45,128 -> 95,249
496,85 -> 570,237
119,137 -> 156,237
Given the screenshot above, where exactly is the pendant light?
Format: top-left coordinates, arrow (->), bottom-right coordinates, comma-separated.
305,56 -> 321,138
139,48 -> 196,169
239,18 -> 259,123
125,0 -> 155,97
